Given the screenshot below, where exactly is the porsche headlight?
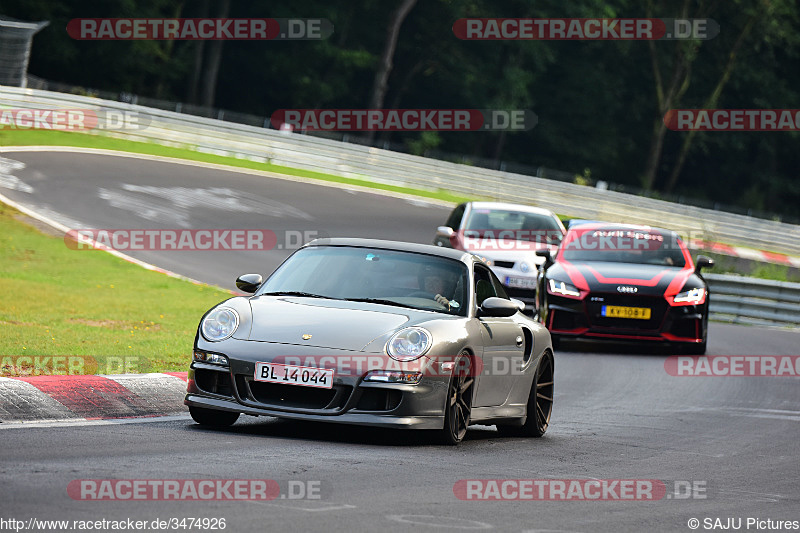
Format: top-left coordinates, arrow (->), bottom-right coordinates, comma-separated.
548,278 -> 581,298
201,307 -> 239,342
672,287 -> 706,305
193,351 -> 229,366
386,327 -> 432,361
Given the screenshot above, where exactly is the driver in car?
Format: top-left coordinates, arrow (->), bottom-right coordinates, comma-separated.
420,266 -> 458,309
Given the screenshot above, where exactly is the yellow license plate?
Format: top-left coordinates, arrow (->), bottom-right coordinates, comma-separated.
602,305 -> 651,320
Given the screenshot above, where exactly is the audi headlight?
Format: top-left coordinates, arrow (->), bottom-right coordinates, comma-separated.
672,287 -> 706,305
548,278 -> 581,298
201,307 -> 239,342
386,327 -> 432,361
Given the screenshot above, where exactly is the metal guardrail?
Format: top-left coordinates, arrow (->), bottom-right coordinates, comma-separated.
2,86 -> 800,257
706,273 -> 800,327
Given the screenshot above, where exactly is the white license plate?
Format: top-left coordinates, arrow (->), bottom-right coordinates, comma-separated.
505,276 -> 537,289
254,362 -> 334,389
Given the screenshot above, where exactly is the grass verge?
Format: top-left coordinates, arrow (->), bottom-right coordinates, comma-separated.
0,201 -> 231,375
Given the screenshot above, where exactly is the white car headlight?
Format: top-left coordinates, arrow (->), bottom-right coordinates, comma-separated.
548,278 -> 581,297
673,287 -> 706,304
386,327 -> 432,361
201,307 -> 239,342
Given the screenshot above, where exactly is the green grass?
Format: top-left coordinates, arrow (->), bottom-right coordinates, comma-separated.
708,253 -> 800,283
0,129 -> 471,205
748,263 -> 795,282
0,202 -> 232,375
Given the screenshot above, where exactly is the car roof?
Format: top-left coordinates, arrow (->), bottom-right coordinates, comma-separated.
304,238 -> 475,262
566,222 -> 679,237
466,202 -> 557,216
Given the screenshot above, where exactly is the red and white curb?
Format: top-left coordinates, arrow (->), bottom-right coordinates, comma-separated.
689,239 -> 800,268
0,372 -> 188,423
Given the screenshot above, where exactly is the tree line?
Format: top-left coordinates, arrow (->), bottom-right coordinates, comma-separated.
5,0 -> 799,220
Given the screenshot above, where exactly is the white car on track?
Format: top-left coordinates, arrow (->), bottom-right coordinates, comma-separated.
434,202 -> 566,312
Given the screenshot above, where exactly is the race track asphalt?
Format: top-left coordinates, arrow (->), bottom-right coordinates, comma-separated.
1,149 -> 798,533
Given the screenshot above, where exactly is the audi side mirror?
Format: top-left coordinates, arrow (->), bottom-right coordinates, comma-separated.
695,256 -> 714,272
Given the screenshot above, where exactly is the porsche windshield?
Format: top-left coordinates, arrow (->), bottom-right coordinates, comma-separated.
559,229 -> 687,267
258,246 -> 469,316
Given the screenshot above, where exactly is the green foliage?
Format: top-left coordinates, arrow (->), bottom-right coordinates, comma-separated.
2,0 -> 798,219
406,131 -> 442,155
574,168 -> 592,186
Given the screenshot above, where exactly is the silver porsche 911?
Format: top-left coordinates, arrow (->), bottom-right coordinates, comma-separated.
185,238 -> 554,444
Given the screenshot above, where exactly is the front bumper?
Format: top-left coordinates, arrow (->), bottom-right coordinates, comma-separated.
546,292 -> 705,344
185,393 -> 443,429
184,341 -> 450,430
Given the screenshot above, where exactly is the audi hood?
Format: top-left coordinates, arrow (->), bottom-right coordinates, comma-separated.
547,262 -> 700,297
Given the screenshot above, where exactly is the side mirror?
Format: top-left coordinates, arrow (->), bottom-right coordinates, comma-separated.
479,297 -> 519,318
536,249 -> 553,266
695,255 -> 714,272
436,226 -> 455,238
510,298 -> 526,312
236,273 -> 263,293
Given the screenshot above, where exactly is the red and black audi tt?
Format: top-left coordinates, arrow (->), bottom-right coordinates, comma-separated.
534,222 -> 713,353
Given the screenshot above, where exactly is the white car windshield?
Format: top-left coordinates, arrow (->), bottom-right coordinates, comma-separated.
464,209 -> 562,244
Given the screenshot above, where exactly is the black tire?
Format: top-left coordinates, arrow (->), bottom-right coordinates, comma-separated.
681,311 -> 708,355
681,340 -> 707,355
497,350 -> 554,438
438,353 -> 474,445
189,406 -> 240,428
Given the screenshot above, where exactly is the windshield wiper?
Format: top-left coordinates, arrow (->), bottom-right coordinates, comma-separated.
259,291 -> 332,299
344,298 -> 415,309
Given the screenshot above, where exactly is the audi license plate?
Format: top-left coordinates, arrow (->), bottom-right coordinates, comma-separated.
601,305 -> 651,320
254,362 -> 333,389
